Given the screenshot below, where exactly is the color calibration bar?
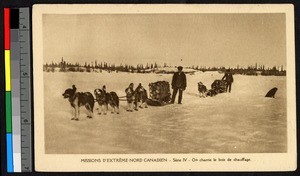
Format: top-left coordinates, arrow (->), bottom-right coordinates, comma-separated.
4,8 -> 14,173
4,7 -> 32,172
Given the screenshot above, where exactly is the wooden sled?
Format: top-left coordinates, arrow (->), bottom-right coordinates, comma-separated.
148,81 -> 171,106
147,99 -> 171,106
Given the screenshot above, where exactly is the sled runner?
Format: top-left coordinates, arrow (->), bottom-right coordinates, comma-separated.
148,81 -> 171,106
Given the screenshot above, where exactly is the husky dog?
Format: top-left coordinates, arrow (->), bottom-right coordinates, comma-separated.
134,83 -> 148,109
198,82 -> 207,98
125,83 -> 135,112
62,85 -> 94,121
94,85 -> 119,115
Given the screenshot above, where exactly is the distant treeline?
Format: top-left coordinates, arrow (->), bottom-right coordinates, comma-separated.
43,58 -> 286,76
187,64 -> 286,76
43,58 -> 160,73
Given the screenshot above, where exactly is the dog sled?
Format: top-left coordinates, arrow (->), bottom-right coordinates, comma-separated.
211,80 -> 227,93
147,81 -> 171,106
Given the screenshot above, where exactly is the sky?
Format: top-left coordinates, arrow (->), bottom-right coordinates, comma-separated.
43,13 -> 286,68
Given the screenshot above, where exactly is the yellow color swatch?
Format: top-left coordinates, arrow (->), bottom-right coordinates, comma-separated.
5,50 -> 11,91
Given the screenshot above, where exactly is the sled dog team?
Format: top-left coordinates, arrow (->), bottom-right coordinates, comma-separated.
62,83 -> 148,121
62,81 -> 224,121
62,68 -> 234,120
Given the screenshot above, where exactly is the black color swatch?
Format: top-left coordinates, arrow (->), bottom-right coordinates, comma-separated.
10,9 -> 19,29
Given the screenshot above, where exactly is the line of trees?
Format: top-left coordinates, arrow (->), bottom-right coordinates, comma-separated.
187,63 -> 286,76
43,58 -> 164,73
43,58 -> 286,76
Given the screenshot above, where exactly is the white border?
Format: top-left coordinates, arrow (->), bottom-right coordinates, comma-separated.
33,4 -> 296,172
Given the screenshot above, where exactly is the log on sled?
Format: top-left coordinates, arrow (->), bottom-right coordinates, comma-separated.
211,80 -> 227,93
147,81 -> 171,106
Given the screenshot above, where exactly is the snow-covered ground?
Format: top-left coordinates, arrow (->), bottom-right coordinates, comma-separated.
43,71 -> 286,154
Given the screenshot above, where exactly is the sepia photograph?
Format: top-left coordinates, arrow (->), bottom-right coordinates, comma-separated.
33,4 -> 296,171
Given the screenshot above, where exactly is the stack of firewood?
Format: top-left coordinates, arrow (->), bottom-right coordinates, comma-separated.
211,80 -> 227,93
149,81 -> 171,102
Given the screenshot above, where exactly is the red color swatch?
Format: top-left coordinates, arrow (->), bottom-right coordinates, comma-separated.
4,8 -> 10,50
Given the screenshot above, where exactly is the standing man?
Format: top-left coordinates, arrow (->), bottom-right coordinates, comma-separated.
222,69 -> 234,93
171,66 -> 187,104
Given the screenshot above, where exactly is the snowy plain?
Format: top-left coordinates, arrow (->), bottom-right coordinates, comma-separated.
43,71 -> 286,154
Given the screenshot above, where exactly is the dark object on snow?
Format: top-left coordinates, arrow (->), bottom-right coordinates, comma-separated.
148,81 -> 171,106
211,80 -> 227,93
147,99 -> 169,106
206,89 -> 218,97
265,87 -> 278,98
